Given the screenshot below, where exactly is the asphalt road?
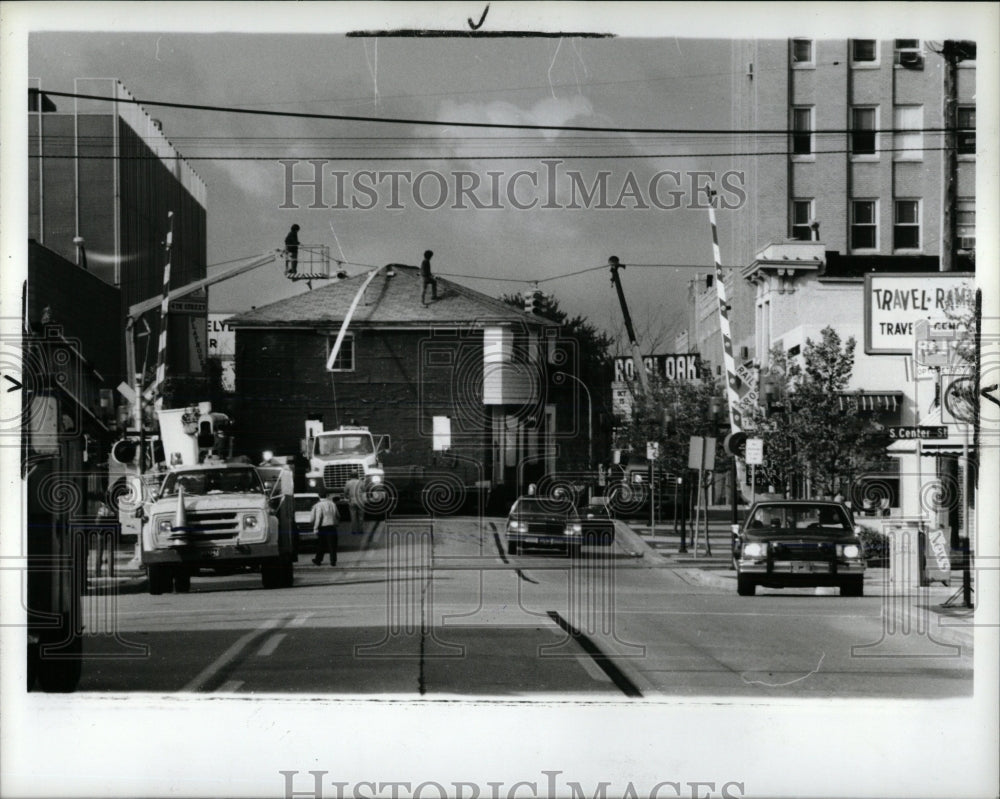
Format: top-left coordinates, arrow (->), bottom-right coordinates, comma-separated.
75,517 -> 973,697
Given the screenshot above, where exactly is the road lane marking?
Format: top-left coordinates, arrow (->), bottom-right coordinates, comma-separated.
290,612 -> 314,627
181,617 -> 283,693
256,633 -> 286,657
217,680 -> 244,693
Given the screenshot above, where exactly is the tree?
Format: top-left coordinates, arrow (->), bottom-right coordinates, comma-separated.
749,327 -> 889,498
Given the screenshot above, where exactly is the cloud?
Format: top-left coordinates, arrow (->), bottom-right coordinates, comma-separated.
437,94 -> 594,141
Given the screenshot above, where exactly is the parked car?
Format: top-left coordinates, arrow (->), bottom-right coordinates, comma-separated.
293,492 -> 320,549
505,495 -> 583,557
732,500 -> 866,597
579,499 -> 616,545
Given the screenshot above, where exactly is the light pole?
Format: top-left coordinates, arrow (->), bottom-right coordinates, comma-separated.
555,371 -> 592,468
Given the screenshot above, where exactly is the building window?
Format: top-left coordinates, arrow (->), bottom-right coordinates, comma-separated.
851,200 -> 878,250
893,105 -> 923,161
957,106 -> 976,155
792,39 -> 813,66
327,334 -> 354,371
791,199 -> 813,240
893,200 -> 920,250
894,40 -> 924,68
851,106 -> 877,156
791,107 -> 813,155
956,199 -> 975,251
851,40 -> 877,63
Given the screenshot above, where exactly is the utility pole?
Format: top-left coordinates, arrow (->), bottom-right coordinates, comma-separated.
939,40 -> 976,272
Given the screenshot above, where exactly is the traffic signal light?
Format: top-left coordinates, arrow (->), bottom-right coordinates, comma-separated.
524,288 -> 542,314
723,431 -> 747,457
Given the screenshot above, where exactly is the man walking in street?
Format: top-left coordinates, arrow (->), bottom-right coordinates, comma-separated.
310,490 -> 340,566
284,224 -> 300,276
420,249 -> 438,303
343,476 -> 365,535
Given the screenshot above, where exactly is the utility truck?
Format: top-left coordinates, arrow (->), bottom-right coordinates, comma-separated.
302,420 -> 390,506
138,403 -> 296,594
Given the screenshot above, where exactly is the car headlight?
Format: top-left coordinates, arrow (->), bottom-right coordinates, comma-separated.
369,474 -> 383,485
508,520 -> 527,533
840,544 -> 861,559
564,523 -> 582,536
158,519 -> 172,534
743,542 -> 768,558
243,514 -> 259,529
307,478 -> 318,488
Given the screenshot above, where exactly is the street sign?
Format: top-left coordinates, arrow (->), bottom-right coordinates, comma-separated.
940,372 -> 976,426
745,437 -> 764,465
886,426 -> 949,440
646,441 -> 660,460
687,436 -> 716,471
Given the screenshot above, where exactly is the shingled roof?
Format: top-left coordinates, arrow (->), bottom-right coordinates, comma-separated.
227,265 -> 549,328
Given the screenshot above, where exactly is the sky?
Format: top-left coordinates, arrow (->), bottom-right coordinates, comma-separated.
23,21 -> 773,351
17,4 -> 996,352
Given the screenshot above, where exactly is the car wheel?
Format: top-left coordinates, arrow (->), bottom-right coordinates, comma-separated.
507,539 -> 519,556
173,570 -> 191,593
736,573 -> 756,596
279,560 -> 295,588
148,565 -> 171,595
841,577 -> 864,597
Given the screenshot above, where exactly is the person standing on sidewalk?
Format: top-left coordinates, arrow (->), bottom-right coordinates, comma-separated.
310,491 -> 340,566
343,476 -> 365,534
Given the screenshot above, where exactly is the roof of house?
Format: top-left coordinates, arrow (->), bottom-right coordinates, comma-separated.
227,264 -> 550,329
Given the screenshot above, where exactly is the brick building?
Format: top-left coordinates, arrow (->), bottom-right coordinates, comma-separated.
228,266 -> 590,508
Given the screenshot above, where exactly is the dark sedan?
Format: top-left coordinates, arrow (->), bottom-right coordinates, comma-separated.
579,500 -> 616,545
732,500 -> 866,596
505,495 -> 583,557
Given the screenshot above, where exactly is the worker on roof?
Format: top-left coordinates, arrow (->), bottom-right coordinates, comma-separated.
421,249 -> 438,303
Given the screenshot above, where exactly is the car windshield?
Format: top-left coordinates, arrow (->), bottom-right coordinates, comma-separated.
513,497 -> 576,515
582,505 -> 611,520
747,504 -> 851,532
161,468 -> 264,496
317,435 -> 373,456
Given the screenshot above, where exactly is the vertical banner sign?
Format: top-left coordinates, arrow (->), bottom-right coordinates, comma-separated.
149,211 -> 174,407
709,193 -> 741,433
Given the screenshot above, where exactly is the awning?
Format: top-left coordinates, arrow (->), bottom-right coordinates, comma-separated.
837,391 -> 904,413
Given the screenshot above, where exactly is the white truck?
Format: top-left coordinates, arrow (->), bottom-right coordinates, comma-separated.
302,421 -> 390,507
137,404 -> 296,594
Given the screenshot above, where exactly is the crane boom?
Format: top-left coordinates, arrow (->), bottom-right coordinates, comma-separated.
128,251 -> 279,320
608,256 -> 649,393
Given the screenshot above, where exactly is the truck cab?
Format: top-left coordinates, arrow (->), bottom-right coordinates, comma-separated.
302,422 -> 389,502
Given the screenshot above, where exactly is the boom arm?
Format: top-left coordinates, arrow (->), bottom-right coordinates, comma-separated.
608,256 -> 649,393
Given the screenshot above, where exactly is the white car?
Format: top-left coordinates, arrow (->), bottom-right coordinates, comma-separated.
293,493 -> 320,547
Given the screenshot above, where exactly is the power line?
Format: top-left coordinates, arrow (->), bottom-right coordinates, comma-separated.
27,145 -> 962,162
29,88 -> 971,137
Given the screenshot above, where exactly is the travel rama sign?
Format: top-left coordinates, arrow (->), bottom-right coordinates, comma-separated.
864,273 -> 974,355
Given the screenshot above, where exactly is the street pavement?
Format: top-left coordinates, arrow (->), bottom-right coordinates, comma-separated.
74,513 -> 975,696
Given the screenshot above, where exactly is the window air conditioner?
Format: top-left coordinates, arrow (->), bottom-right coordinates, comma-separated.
897,51 -> 924,69
958,236 -> 976,251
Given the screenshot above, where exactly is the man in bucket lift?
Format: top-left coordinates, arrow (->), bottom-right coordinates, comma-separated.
284,224 -> 300,275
